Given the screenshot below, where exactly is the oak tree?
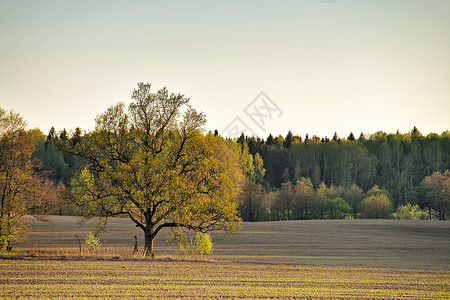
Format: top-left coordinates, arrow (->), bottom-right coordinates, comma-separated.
55,83 -> 242,256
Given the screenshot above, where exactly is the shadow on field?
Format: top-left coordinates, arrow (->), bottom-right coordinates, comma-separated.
20,216 -> 450,270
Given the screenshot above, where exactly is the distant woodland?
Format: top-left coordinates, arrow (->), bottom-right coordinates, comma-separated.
233,129 -> 449,221
33,126 -> 449,221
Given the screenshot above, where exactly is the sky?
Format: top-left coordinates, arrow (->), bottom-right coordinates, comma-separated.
1,0 -> 449,140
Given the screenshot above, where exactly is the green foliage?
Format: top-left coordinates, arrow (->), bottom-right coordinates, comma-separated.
0,248 -> 26,256
84,232 -> 102,253
238,180 -> 266,222
179,232 -> 214,258
276,181 -> 295,220
243,128 -> 449,211
293,177 -> 314,220
32,139 -> 70,184
1,108 -> 57,251
0,222 -> 26,252
360,194 -> 392,219
52,83 -> 242,257
343,184 -> 365,219
325,197 -> 352,219
253,153 -> 266,185
392,204 -> 427,220
30,126 -> 83,187
417,170 -> 450,220
194,232 -> 214,256
241,142 -> 255,181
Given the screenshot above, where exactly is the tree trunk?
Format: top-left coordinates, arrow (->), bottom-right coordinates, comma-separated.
144,218 -> 155,257
75,235 -> 82,255
287,196 -> 291,220
144,234 -> 154,257
5,214 -> 12,251
248,187 -> 253,222
6,240 -> 12,252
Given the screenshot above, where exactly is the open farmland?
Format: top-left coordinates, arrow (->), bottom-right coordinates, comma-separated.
1,216 -> 449,299
1,259 -> 449,299
20,216 -> 450,269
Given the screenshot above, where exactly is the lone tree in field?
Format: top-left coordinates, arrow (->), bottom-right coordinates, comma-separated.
53,83 -> 243,257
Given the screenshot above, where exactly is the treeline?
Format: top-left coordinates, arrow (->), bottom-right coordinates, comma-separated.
29,126 -> 450,221
32,127 -> 83,186
235,128 -> 450,221
31,128 -> 84,215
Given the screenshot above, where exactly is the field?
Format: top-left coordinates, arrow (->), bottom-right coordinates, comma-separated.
1,216 -> 449,299
19,216 -> 450,269
1,259 -> 449,299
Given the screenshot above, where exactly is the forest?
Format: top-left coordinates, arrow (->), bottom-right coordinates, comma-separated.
32,126 -> 450,222
235,128 -> 450,221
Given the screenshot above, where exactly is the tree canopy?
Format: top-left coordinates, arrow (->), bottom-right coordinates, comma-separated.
53,83 -> 243,256
234,129 -> 449,221
0,108 -> 58,251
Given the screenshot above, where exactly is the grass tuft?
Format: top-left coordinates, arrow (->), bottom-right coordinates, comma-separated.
0,249 -> 27,256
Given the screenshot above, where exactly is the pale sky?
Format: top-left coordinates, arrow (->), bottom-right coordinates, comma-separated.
1,0 -> 449,139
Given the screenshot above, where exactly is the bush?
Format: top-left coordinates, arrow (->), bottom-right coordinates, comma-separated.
179,232 -> 214,258
392,204 -> 427,220
0,220 -> 28,252
360,194 -> 392,219
325,197 -> 352,219
84,232 -> 102,253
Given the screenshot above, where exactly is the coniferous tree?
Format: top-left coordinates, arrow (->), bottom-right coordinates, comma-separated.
347,132 -> 355,141
304,133 -> 310,144
358,132 -> 366,142
332,132 -> 340,143
284,131 -> 293,148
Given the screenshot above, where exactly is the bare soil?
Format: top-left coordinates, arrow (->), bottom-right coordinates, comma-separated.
19,216 -> 450,270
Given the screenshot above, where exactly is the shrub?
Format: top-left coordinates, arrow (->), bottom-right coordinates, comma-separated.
360,194 -> 392,219
325,197 -> 352,219
0,220 -> 28,252
84,232 -> 102,253
194,232 -> 214,256
393,204 -> 427,220
179,232 -> 214,258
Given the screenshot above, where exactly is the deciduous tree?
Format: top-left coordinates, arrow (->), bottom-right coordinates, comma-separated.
293,177 -> 314,220
55,83 -> 242,256
360,186 -> 392,219
0,108 -> 57,251
418,170 -> 450,220
325,197 -> 351,219
276,181 -> 294,220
